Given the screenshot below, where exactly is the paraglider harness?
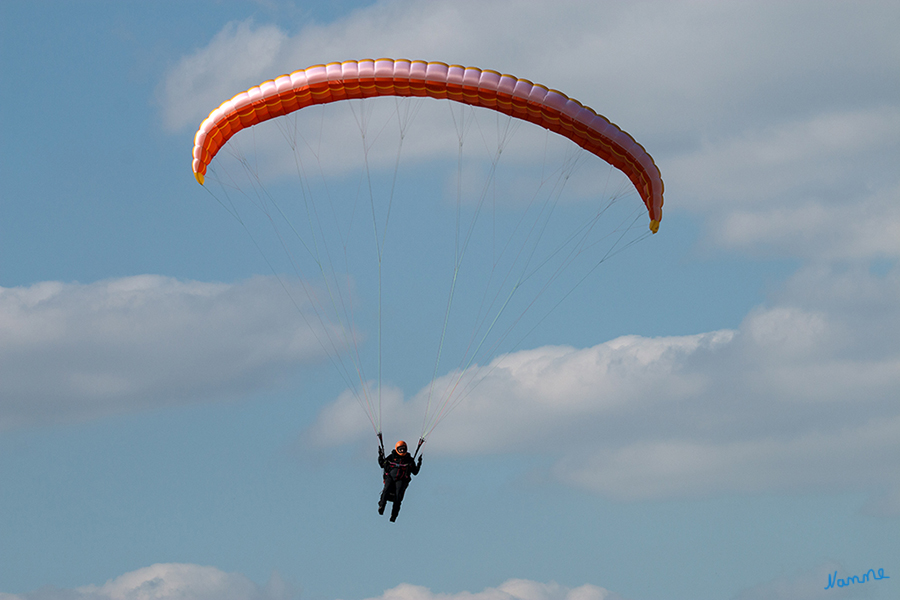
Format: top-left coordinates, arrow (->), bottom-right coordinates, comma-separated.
378,433 -> 424,502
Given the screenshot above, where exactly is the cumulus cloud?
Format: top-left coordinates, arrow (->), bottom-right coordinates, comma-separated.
161,20 -> 289,131
670,107 -> 900,208
0,275 -> 337,430
162,1 -> 900,136
669,107 -> 900,259
364,580 -> 626,600
311,265 -> 900,508
0,570 -> 621,600
0,563 -> 294,600
162,1 -> 900,261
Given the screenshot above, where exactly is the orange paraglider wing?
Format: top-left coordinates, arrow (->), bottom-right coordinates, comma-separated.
191,59 -> 664,231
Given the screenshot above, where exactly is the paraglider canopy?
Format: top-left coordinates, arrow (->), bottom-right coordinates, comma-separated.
192,59 -> 664,232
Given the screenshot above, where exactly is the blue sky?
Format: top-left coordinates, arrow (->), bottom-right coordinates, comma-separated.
1,2 -> 898,600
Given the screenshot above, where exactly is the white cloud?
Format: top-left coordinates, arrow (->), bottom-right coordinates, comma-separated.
311,265 -> 900,508
162,0 -> 900,138
668,108 -> 900,259
365,580 -> 625,600
161,20 -> 288,131
0,276 -> 336,430
0,571 -> 622,600
669,108 -> 900,210
0,563 -> 293,600
560,415 -> 900,501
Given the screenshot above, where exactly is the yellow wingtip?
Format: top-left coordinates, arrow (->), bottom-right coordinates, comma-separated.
194,171 -> 205,185
649,219 -> 660,234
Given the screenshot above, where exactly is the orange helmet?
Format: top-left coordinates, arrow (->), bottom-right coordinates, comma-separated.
395,440 -> 408,455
